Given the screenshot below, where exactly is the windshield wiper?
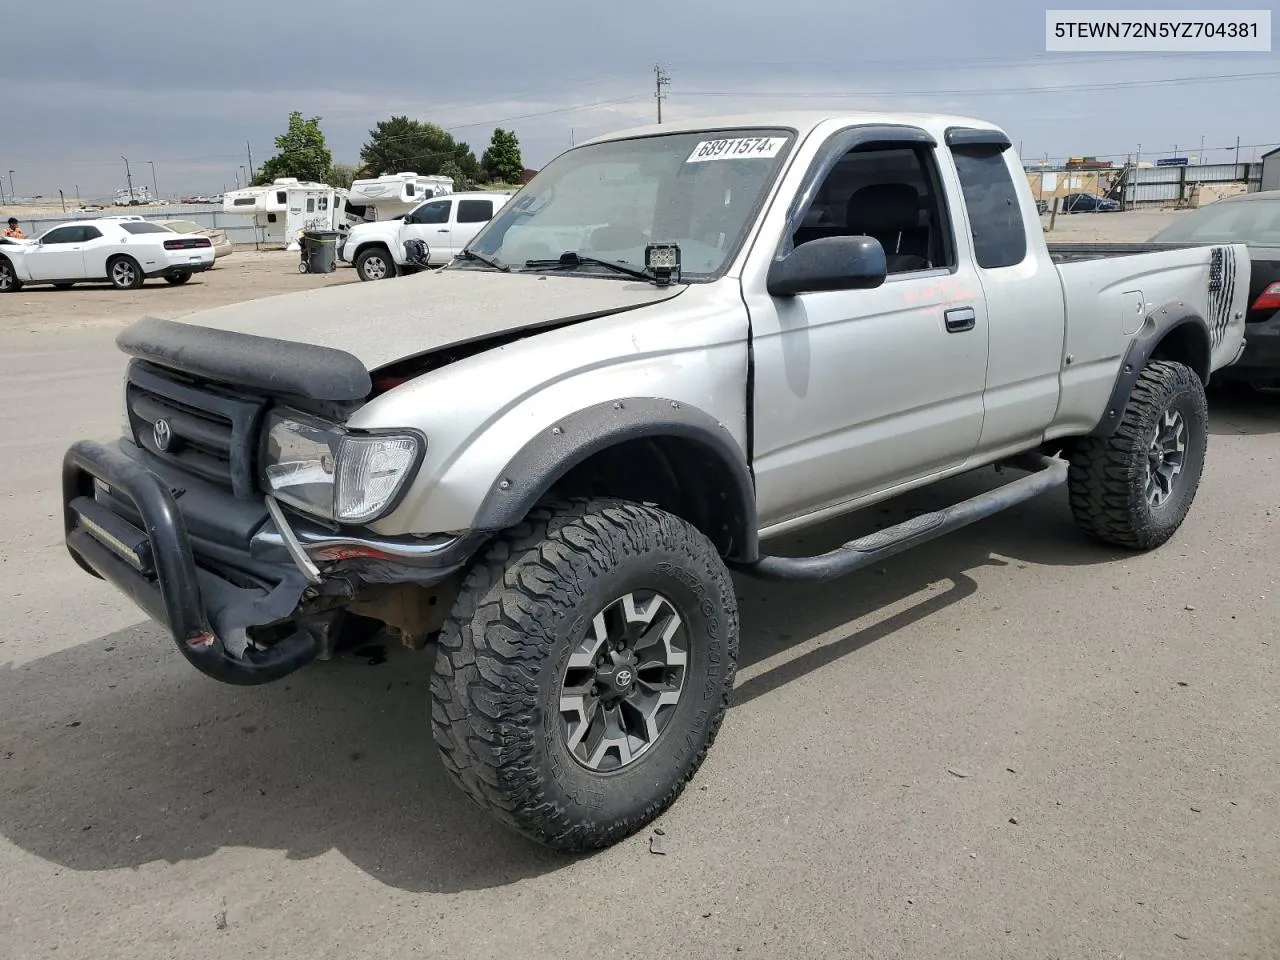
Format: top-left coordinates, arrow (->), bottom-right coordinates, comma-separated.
523,251 -> 654,283
456,248 -> 510,271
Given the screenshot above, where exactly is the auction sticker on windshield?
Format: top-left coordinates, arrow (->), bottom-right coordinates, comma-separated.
686,137 -> 786,163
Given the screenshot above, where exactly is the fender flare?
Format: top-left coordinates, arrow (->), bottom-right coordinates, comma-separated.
1091,303 -> 1211,438
471,397 -> 759,561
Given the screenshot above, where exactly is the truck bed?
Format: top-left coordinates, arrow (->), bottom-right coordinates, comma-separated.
1047,241 -> 1205,264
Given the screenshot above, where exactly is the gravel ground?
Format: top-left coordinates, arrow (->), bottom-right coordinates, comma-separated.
2,221 -> 1278,960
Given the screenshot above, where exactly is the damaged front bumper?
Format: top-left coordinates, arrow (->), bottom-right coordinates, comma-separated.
62,438 -> 472,686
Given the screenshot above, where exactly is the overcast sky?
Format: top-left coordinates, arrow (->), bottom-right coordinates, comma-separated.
3,0 -> 1277,200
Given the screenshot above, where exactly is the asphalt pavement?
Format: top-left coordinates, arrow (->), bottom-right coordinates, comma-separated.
2,300 -> 1278,959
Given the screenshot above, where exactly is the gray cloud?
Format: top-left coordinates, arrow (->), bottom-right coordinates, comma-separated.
3,0 -> 1277,200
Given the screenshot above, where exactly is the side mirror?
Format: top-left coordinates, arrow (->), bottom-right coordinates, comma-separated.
766,235 -> 887,297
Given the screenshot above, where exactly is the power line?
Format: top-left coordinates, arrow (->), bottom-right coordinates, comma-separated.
677,69 -> 1280,100
669,51 -> 1264,73
442,94 -> 651,132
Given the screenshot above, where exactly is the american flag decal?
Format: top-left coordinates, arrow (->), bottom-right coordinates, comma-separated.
1206,246 -> 1235,348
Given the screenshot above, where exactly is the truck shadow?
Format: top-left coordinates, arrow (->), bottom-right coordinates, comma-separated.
1207,386 -> 1280,436
0,469 -> 1129,894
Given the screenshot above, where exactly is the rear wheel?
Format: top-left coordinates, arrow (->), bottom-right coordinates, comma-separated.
164,272 -> 190,285
0,258 -> 20,292
430,498 -> 739,852
107,256 -> 143,290
355,246 -> 394,282
1068,360 -> 1208,550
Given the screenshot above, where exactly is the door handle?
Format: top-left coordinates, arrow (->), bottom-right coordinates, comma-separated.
438,229 -> 450,233
944,307 -> 976,333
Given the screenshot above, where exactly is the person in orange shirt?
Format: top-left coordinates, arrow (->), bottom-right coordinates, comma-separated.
2,217 -> 22,239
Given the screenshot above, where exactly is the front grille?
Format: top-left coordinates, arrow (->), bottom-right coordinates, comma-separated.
125,361 -> 266,498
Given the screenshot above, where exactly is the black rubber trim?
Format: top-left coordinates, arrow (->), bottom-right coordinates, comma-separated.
144,262 -> 215,279
62,439 -> 317,686
116,316 -> 372,402
470,398 -> 759,562
1091,305 -> 1211,438
943,126 -> 1014,150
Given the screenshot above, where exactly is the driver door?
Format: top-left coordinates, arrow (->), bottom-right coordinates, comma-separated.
27,225 -> 88,281
402,198 -> 452,264
743,133 -> 991,530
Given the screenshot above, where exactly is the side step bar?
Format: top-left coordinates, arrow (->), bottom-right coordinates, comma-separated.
733,454 -> 1068,583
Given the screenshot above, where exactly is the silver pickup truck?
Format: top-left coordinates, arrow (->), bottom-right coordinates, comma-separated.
61,111 -> 1250,852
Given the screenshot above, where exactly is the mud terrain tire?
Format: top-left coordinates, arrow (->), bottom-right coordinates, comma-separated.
430,498 -> 739,852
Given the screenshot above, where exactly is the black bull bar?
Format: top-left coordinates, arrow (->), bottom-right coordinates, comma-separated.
62,440 -> 318,685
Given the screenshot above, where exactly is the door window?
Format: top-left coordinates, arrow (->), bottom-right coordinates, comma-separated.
791,145 -> 956,274
39,226 -> 81,244
80,226 -> 103,241
406,200 -> 451,225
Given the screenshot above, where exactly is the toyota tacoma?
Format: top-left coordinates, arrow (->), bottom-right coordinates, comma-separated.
61,111 -> 1251,852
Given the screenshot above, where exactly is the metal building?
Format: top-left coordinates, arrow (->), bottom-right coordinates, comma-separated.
1263,146 -> 1280,193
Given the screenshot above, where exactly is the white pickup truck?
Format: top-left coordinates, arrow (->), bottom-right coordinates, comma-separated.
338,190 -> 513,281
61,111 -> 1249,853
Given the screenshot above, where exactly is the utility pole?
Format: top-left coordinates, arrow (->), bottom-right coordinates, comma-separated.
7,170 -> 14,202
654,64 -> 670,124
148,160 -> 159,201
0,174 -> 5,204
1198,135 -> 1205,164
246,141 -> 255,181
121,157 -> 135,203
1132,144 -> 1141,210
59,189 -> 66,212
1235,135 -> 1241,166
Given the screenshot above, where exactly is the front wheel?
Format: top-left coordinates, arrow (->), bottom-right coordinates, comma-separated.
0,258 -> 21,292
430,498 -> 740,852
108,256 -> 143,290
354,247 -> 394,282
1068,359 -> 1208,550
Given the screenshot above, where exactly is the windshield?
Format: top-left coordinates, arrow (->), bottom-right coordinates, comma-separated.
464,128 -> 796,280
1150,197 -> 1280,247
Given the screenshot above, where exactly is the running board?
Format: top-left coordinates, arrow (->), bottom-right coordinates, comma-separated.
733,454 -> 1068,583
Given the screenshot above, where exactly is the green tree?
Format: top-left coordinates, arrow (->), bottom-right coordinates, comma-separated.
437,160 -> 473,192
327,162 -> 358,190
481,127 -> 524,183
359,116 -> 480,179
253,112 -> 333,185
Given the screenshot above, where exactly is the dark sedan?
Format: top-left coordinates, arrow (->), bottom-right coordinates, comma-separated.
1150,190 -> 1280,388
1061,193 -> 1121,213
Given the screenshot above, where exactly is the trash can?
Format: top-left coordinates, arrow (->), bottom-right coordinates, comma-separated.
298,230 -> 340,274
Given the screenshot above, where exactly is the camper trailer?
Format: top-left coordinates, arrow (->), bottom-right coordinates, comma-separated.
221,178 -> 345,250
342,172 -> 454,227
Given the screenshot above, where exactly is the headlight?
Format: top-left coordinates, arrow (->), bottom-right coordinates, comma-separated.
261,411 -> 422,524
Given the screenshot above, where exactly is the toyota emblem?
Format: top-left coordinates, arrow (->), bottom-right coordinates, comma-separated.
153,418 -> 173,452
614,669 -> 633,688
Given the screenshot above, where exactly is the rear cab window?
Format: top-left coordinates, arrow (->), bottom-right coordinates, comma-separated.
949,143 -> 1028,269
456,199 -> 494,224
